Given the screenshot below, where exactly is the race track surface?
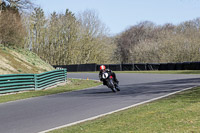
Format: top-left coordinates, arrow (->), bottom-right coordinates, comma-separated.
0,73 -> 200,133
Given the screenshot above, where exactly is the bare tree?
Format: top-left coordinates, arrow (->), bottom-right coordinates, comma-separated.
1,0 -> 33,11
76,9 -> 114,64
115,21 -> 158,63
0,8 -> 26,47
28,7 -> 46,54
115,19 -> 200,64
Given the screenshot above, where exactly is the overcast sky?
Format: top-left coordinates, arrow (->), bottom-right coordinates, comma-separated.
34,0 -> 200,35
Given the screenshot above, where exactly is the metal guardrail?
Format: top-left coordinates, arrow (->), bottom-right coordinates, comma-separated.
54,62 -> 200,72
0,69 -> 67,94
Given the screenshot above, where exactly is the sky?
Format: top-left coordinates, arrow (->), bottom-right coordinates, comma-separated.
34,0 -> 200,35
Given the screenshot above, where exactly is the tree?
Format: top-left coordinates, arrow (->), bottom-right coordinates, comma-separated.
24,9 -> 115,65
115,19 -> 200,64
76,9 -> 114,64
29,7 -> 46,55
0,4 -> 26,47
0,0 -> 33,47
46,11 -> 59,64
46,9 -> 79,65
1,0 -> 33,11
115,21 -> 158,63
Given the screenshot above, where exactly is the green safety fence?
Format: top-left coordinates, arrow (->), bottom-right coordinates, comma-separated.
0,69 -> 67,94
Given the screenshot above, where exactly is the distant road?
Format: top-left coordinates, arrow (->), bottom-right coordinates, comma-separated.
0,73 -> 200,133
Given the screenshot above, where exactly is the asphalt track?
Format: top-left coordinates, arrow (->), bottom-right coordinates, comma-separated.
0,73 -> 200,133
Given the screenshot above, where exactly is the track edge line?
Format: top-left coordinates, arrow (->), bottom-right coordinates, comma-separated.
38,86 -> 196,133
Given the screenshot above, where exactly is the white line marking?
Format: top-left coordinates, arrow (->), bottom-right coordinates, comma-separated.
39,86 -> 196,133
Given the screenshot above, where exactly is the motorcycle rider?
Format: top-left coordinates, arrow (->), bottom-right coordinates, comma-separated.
99,65 -> 119,89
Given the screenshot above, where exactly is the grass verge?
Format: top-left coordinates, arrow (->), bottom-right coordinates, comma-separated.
0,79 -> 101,104
50,87 -> 200,133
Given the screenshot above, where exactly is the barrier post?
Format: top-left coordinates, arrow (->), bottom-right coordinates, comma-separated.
34,74 -> 38,90
64,69 -> 67,82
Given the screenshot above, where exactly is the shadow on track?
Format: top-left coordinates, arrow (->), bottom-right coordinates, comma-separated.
48,77 -> 200,99
81,77 -> 200,96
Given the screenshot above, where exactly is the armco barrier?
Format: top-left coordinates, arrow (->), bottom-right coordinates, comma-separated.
175,63 -> 183,70
0,74 -> 35,94
122,64 -> 134,71
54,64 -> 96,72
53,62 -> 200,72
0,69 -> 67,94
147,63 -> 160,70
109,64 -> 122,71
77,64 -> 96,72
134,63 -> 147,70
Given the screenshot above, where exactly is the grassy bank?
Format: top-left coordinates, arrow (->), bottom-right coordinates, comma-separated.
0,45 -> 54,74
0,79 -> 101,103
50,87 -> 200,133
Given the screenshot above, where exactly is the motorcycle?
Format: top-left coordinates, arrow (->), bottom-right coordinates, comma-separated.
101,71 -> 120,92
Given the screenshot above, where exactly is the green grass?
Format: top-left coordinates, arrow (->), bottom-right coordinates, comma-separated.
0,79 -> 101,103
0,45 -> 54,74
50,87 -> 200,133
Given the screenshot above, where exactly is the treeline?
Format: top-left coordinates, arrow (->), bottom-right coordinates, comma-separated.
0,0 -> 115,65
115,20 -> 200,63
23,8 -> 115,65
1,0 -> 200,65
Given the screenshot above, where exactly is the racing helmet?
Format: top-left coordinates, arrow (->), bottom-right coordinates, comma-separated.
100,65 -> 106,70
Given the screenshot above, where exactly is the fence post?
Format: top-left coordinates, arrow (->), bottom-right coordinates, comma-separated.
64,69 -> 67,82
34,74 -> 38,90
